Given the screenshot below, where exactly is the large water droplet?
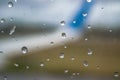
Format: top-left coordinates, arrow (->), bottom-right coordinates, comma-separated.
0,18 -> 5,23
21,46 -> 28,54
59,52 -> 64,59
114,72 -> 119,77
64,69 -> 69,73
9,26 -> 16,35
82,13 -> 87,17
61,33 -> 66,39
4,76 -> 7,80
40,63 -> 45,67
14,63 -> 19,67
8,1 -> 13,8
87,48 -> 93,55
83,60 -> 88,67
87,0 -> 92,2
60,21 -> 65,26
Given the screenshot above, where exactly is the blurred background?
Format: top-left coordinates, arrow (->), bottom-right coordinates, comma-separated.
0,0 -> 120,80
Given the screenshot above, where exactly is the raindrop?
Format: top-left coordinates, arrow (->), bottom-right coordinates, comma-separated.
4,76 -> 7,80
21,46 -> 28,54
9,26 -> 16,35
87,48 -> 93,55
61,33 -> 66,39
10,17 -> 14,22
77,73 -> 80,75
101,7 -> 104,9
8,1 -> 13,8
85,38 -> 88,41
82,13 -> 87,17
14,0 -> 17,3
40,63 -> 45,67
64,45 -> 67,49
60,21 -> 65,26
14,63 -> 19,67
96,65 -> 100,69
46,58 -> 50,61
87,0 -> 92,2
0,18 -> 5,23
0,51 -> 3,54
71,57 -> 75,61
64,69 -> 69,73
50,42 -> 54,45
87,25 -> 91,29
72,73 -> 76,76
1,31 -> 4,33
59,52 -> 64,59
83,60 -> 88,67
114,72 -> 119,77
26,66 -> 30,69
109,29 -> 112,32
73,20 -> 76,24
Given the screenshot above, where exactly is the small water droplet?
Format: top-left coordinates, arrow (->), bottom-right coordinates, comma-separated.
14,0 -> 17,2
82,13 -> 87,17
61,33 -> 66,39
14,63 -> 19,67
9,26 -> 16,35
73,20 -> 76,24
114,72 -> 119,77
87,48 -> 93,55
83,60 -> 88,67
1,30 -> 4,33
60,21 -> 65,26
85,38 -> 88,41
96,65 -> 100,69
87,0 -> 92,2
77,73 -> 80,75
87,25 -> 91,29
0,18 -> 5,23
10,17 -> 14,22
109,29 -> 112,32
71,57 -> 75,61
46,58 -> 50,61
21,46 -> 28,54
59,52 -> 64,59
72,73 -> 76,76
64,45 -> 67,49
50,42 -> 54,45
26,66 -> 30,69
4,76 -> 7,80
40,63 -> 45,67
64,69 -> 69,73
8,1 -> 13,8
101,7 -> 104,9
0,51 -> 3,54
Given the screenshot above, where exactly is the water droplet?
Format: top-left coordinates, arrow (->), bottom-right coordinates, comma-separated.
1,30 -> 4,33
61,33 -> 66,39
72,73 -> 76,76
14,63 -> 19,67
10,17 -> 14,22
82,13 -> 87,17
87,0 -> 92,2
77,73 -> 80,75
4,76 -> 7,80
114,72 -> 119,77
73,20 -> 76,24
71,57 -> 75,61
101,7 -> 104,9
109,29 -> 112,32
64,69 -> 69,73
21,46 -> 28,54
96,65 -> 100,69
9,26 -> 16,35
59,52 -> 64,59
87,48 -> 93,55
0,18 -> 5,23
60,21 -> 65,26
40,63 -> 45,67
46,58 -> 50,61
0,51 -> 3,54
14,0 -> 17,3
83,60 -> 88,67
64,45 -> 67,49
50,42 -> 54,45
8,1 -> 13,8
87,25 -> 91,29
85,38 -> 88,41
26,66 -> 30,69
